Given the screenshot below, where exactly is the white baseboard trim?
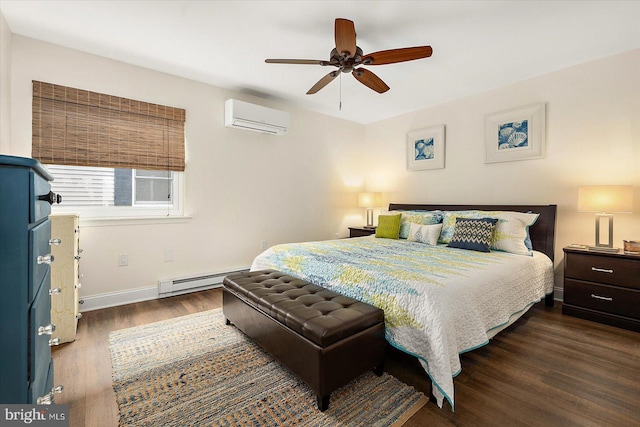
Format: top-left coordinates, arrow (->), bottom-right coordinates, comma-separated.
80,284 -> 566,313
554,286 -> 564,302
80,286 -> 158,312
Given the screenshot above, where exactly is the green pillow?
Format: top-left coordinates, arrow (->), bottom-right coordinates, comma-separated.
375,214 -> 402,239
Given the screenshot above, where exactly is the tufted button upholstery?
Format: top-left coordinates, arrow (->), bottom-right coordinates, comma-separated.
223,269 -> 384,347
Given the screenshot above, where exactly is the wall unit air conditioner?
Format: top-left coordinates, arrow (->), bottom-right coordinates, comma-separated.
224,99 -> 290,135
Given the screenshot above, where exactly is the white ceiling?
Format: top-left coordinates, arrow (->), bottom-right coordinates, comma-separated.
2,1 -> 639,124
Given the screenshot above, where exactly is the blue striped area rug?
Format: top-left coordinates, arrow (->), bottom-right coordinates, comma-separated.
109,308 -> 427,427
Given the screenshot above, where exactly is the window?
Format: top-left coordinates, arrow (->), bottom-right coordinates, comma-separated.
31,81 -> 187,219
48,164 -> 183,218
132,170 -> 174,205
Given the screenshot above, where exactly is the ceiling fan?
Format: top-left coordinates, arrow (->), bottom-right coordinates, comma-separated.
265,18 -> 433,95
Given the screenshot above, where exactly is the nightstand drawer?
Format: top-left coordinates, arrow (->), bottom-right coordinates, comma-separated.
349,227 -> 376,238
564,279 -> 640,319
565,252 -> 640,289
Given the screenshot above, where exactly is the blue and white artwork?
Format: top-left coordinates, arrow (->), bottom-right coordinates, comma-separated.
497,120 -> 528,150
414,138 -> 435,160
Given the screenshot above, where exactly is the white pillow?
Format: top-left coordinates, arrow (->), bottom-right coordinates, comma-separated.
406,223 -> 443,246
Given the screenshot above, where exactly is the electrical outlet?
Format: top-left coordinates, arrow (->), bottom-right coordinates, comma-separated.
164,250 -> 174,262
118,254 -> 128,267
261,240 -> 268,251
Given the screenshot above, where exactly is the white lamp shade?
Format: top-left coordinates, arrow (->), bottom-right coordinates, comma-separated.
358,192 -> 382,208
578,185 -> 633,213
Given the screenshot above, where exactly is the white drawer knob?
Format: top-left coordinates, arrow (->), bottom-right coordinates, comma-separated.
37,324 -> 56,336
36,385 -> 63,405
37,254 -> 54,265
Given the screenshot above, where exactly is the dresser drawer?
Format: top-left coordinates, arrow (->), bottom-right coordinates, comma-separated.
564,279 -> 640,319
565,252 -> 640,289
30,359 -> 54,405
29,272 -> 53,403
29,219 -> 52,302
30,170 -> 52,223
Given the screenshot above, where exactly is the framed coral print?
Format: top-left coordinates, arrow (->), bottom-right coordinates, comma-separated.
407,125 -> 445,170
485,103 -> 545,163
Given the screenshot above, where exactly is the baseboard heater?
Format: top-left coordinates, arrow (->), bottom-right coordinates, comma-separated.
158,268 -> 249,298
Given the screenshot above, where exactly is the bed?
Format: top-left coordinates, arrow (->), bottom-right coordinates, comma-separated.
251,203 -> 557,410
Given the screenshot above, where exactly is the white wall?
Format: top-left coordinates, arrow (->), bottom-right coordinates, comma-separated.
4,32 -> 639,305
0,11 -> 11,151
8,36 -> 366,303
364,49 -> 640,287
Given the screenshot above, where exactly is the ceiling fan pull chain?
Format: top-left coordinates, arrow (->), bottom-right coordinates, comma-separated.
339,73 -> 342,111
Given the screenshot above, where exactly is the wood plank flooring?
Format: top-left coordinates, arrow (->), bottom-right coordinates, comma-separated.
52,289 -> 640,426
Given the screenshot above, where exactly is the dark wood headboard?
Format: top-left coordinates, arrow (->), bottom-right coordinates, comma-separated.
388,203 -> 557,262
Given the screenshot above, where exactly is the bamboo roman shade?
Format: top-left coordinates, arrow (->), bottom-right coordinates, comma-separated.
32,81 -> 186,171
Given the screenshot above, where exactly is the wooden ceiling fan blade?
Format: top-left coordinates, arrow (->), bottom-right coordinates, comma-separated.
353,68 -> 389,93
335,18 -> 357,59
362,46 -> 433,65
266,59 -> 331,65
307,71 -> 340,95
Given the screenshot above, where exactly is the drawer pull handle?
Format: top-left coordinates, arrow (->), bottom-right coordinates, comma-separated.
49,238 -> 62,245
591,267 -> 613,274
75,255 -> 82,260
48,337 -> 61,346
76,313 -> 83,320
38,191 -> 62,205
37,324 -> 56,336
590,294 -> 613,302
37,254 -> 54,265
49,287 -> 61,296
36,385 -> 63,405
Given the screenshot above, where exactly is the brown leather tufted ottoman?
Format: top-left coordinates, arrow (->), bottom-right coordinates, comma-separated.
222,269 -> 385,411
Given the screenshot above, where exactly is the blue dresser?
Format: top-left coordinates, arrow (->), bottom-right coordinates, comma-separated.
0,155 -> 63,404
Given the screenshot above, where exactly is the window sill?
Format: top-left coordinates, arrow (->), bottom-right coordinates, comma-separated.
79,215 -> 193,227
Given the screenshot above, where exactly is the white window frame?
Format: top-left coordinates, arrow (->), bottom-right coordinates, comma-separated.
49,166 -> 184,219
132,170 -> 175,206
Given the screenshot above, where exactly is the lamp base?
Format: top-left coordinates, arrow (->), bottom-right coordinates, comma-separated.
365,208 -> 374,228
587,246 -> 620,253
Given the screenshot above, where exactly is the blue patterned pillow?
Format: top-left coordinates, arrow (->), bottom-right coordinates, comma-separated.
440,210 -> 538,255
447,217 -> 498,252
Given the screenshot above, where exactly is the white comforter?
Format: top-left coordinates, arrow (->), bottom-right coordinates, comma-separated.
251,237 -> 554,409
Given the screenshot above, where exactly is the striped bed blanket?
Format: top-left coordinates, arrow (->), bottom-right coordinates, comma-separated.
251,236 -> 553,409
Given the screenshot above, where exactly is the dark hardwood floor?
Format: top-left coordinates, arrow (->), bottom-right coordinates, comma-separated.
52,289 -> 640,426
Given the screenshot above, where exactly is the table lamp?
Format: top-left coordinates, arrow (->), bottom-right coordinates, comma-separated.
358,192 -> 382,228
578,185 -> 633,252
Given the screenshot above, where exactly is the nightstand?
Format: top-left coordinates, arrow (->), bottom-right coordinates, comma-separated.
562,246 -> 640,332
349,227 -> 376,238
